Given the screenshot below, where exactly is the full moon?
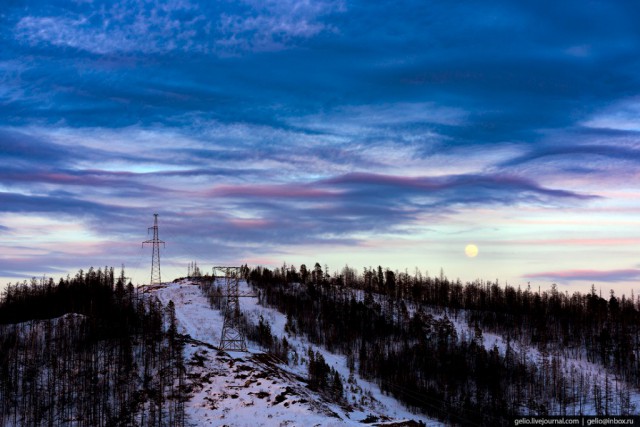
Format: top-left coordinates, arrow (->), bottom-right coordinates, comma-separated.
465,244 -> 479,258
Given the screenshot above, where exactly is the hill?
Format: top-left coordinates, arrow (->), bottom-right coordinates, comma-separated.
147,278 -> 437,426
2,263 -> 640,426
0,269 -> 436,426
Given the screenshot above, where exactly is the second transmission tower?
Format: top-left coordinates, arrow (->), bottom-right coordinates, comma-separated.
142,213 -> 165,285
214,266 -> 255,351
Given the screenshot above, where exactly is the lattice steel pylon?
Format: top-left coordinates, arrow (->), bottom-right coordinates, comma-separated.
142,214 -> 165,286
214,266 -> 255,351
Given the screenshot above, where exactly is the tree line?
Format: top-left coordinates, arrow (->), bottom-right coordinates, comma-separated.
0,267 -> 186,426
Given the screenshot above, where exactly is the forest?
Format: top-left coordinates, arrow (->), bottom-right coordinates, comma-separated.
243,263 -> 640,426
0,267 -> 186,427
2,262 -> 639,426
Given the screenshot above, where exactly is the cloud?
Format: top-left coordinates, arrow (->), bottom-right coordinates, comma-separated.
499,144 -> 640,168
208,184 -> 336,200
0,128 -> 77,167
320,172 -> 594,206
523,268 -> 640,283
1,155 -> 596,249
216,0 -> 344,53
188,172 -> 595,246
0,246 -> 124,280
11,0 -> 343,56
583,98 -> 640,132
14,0 -> 207,55
0,191 -> 141,230
0,168 -> 164,194
288,102 -> 465,145
505,238 -> 640,247
4,0 -> 640,287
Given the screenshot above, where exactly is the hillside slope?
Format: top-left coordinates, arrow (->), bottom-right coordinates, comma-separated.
147,279 -> 439,426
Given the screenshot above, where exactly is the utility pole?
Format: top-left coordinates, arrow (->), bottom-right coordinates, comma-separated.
142,214 -> 165,286
214,266 -> 256,351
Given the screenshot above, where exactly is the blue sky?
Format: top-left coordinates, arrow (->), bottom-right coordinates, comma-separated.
2,0 -> 640,294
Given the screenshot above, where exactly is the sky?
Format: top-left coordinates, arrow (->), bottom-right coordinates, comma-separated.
2,0 -> 640,296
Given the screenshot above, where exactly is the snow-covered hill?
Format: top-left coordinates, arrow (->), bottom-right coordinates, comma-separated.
146,279 -> 441,427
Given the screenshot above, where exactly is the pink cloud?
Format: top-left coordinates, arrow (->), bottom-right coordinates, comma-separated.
523,268 -> 640,283
503,238 -> 640,246
206,184 -> 338,199
228,218 -> 273,229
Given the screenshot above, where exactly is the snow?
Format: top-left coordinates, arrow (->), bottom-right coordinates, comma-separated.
148,279 -> 444,426
333,289 -> 640,417
443,308 -> 640,416
236,280 -> 440,425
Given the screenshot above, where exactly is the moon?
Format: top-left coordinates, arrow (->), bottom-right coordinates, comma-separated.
465,244 -> 479,258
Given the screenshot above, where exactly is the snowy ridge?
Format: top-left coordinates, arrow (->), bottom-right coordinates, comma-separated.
148,279 -> 441,426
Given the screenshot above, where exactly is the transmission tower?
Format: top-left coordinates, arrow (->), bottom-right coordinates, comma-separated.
142,214 -> 165,286
214,266 -> 255,351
